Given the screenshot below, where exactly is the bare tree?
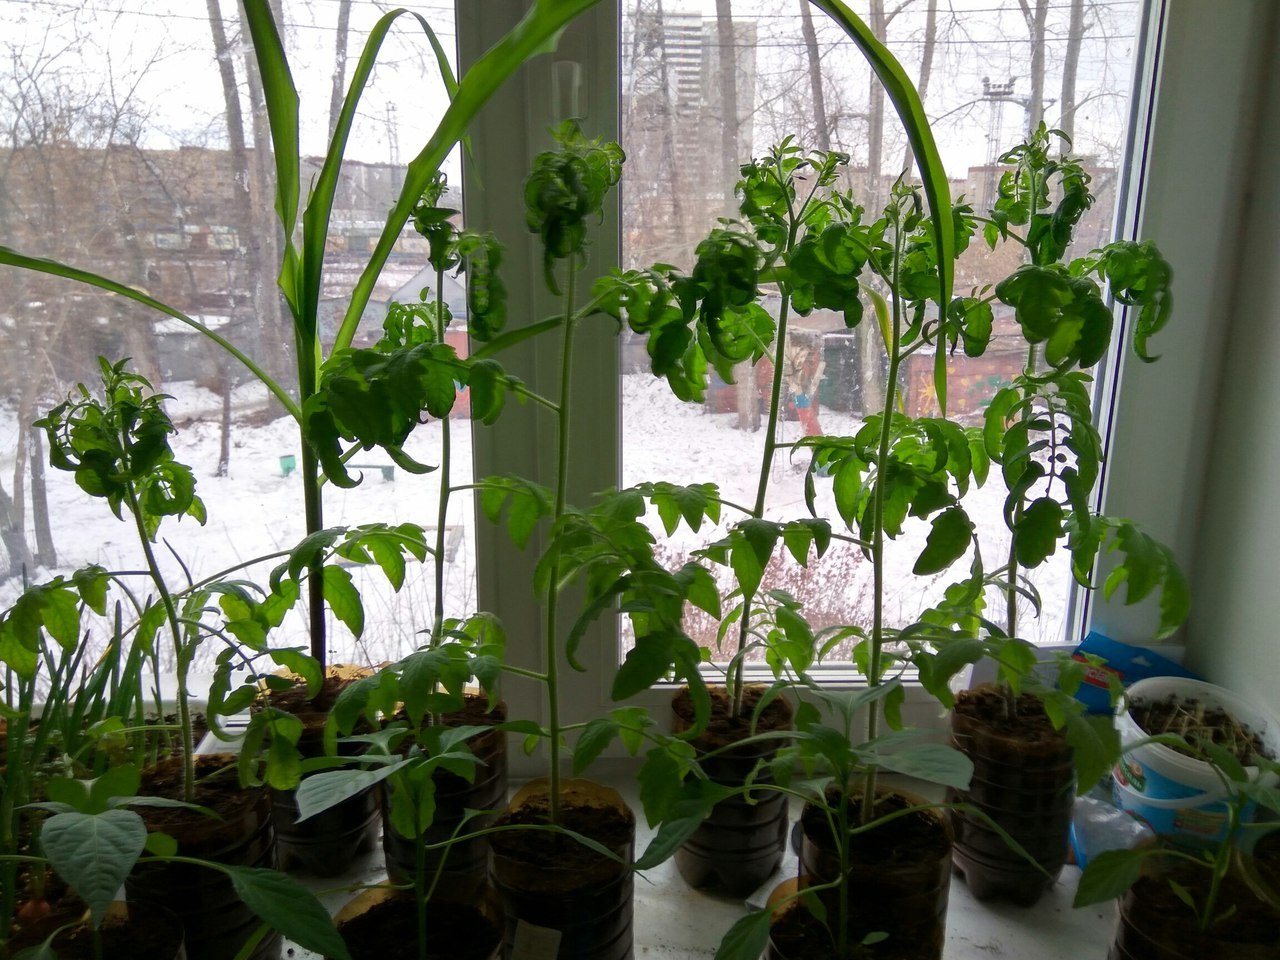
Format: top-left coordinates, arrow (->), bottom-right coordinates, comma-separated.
799,0 -> 831,152
238,0 -> 292,391
1019,0 -> 1049,131
0,23 -> 163,573
900,0 -> 937,174
1058,0 -> 1086,143
714,0 -> 761,432
329,0 -> 354,141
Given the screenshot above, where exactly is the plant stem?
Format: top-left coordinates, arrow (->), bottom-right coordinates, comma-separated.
415,808 -> 429,960
731,154 -> 801,719
126,489 -> 195,803
836,789 -> 851,956
545,267 -> 579,824
1200,787 -> 1240,931
299,423 -> 327,674
1001,332 -> 1040,720
432,263 -> 451,646
731,292 -> 793,718
861,208 -> 907,825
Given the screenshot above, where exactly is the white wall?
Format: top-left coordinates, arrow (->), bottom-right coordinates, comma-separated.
1095,1 -> 1274,701
1181,4 -> 1280,703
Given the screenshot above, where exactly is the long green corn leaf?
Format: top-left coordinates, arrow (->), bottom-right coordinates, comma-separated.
242,0 -> 302,318
299,10 -> 460,349
808,0 -> 955,413
337,0 -> 606,350
0,247 -> 301,419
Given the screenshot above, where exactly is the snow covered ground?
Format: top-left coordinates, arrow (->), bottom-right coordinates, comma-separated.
0,372 -> 1069,677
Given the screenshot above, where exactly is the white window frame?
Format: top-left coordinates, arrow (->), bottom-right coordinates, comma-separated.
460,0 -> 1268,774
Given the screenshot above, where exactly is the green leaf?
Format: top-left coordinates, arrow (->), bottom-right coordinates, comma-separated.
1074,848 -> 1149,907
295,761 -> 410,823
1239,782 -> 1280,817
869,743 -> 973,790
635,780 -> 736,869
713,909 -> 775,960
1200,741 -> 1248,783
612,635 -> 674,700
41,810 -> 146,928
683,563 -> 721,619
40,588 -> 81,650
144,832 -> 178,858
1062,711 -> 1120,794
637,746 -> 689,827
913,507 -> 972,575
808,0 -> 954,344
322,565 -> 364,637
1015,497 -> 1064,568
224,865 -> 352,960
572,719 -> 618,776
268,649 -> 322,698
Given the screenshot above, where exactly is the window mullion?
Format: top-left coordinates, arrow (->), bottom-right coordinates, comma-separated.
459,2 -> 623,771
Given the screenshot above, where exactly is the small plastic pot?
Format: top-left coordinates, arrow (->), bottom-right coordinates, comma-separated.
948,687 -> 1076,906
125,756 -> 279,960
796,787 -> 952,960
274,727 -> 380,877
328,885 -> 503,960
2,901 -> 186,960
1110,871 -> 1280,960
1113,676 -> 1280,848
670,685 -> 793,897
382,704 -> 508,898
489,778 -> 635,960
266,670 -> 381,876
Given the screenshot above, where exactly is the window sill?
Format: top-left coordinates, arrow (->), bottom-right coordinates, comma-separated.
284,768 -> 1116,960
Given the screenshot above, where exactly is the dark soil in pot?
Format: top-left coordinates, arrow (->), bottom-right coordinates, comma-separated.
797,787 -> 952,960
1,901 -> 185,960
265,673 -> 380,877
1129,694 -> 1272,766
489,778 -> 635,960
382,696 -> 508,898
947,686 -> 1074,907
670,684 -> 792,897
766,896 -> 941,960
1111,857 -> 1280,960
125,754 -> 279,960
328,887 -> 502,960
1254,830 -> 1280,897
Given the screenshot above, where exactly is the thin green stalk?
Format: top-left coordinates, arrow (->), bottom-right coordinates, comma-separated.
1004,346 -> 1039,636
432,262 -> 451,646
545,267 -> 580,824
731,156 -> 802,719
1001,153 -> 1042,716
836,787 -> 852,955
731,291 -> 793,718
1,689 -> 18,938
861,208 -> 907,825
125,488 -> 194,803
297,325 -> 328,671
415,809 -> 429,960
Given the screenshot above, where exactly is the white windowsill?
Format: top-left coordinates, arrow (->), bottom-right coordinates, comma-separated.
282,767 -> 1116,960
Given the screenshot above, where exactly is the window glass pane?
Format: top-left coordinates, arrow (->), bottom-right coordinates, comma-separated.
0,2 -> 469,673
620,0 -> 1145,662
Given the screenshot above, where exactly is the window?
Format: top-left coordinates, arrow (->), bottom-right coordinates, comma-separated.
1,1 -> 1233,745
616,0 -> 1152,673
0,1 -> 471,674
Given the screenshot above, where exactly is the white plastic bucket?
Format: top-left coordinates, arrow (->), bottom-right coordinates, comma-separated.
1111,777 -> 1238,845
1112,676 -> 1279,846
